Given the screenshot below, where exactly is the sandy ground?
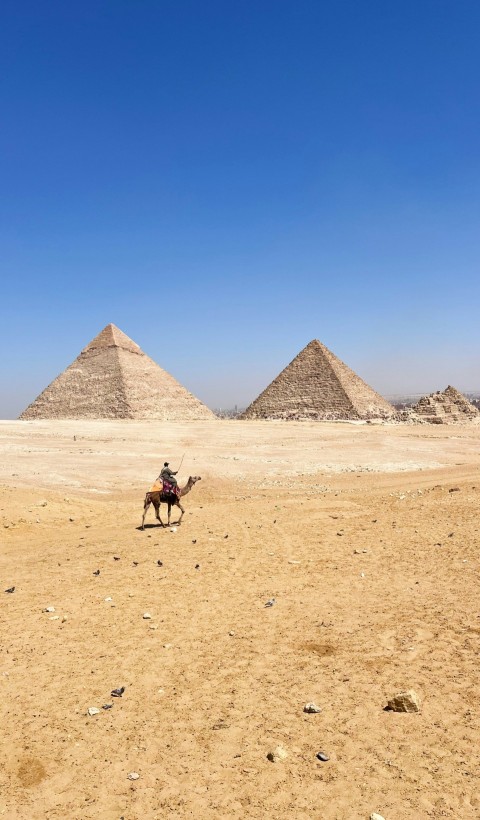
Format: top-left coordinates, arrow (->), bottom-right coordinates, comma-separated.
1,419 -> 479,819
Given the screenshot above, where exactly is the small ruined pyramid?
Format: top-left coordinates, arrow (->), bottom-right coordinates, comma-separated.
20,323 -> 215,420
241,339 -> 395,420
412,385 -> 480,424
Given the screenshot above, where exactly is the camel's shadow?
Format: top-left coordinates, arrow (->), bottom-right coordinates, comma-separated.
136,522 -> 182,531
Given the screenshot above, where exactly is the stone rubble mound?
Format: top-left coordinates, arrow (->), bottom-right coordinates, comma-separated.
411,385 -> 480,425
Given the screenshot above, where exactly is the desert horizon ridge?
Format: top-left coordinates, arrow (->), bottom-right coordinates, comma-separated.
1,418 -> 479,819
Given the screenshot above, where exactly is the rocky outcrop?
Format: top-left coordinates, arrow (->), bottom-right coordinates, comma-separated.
20,323 -> 215,421
241,340 -> 395,421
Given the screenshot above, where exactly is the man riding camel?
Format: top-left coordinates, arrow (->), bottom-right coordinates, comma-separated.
159,462 -> 178,492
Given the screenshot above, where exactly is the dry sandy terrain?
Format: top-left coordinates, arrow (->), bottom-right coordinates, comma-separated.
1,419 -> 479,819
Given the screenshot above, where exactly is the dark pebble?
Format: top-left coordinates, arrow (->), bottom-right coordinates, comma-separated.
316,751 -> 330,762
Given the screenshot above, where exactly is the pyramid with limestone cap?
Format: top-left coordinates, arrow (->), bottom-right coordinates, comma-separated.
241,339 -> 395,420
20,323 -> 215,420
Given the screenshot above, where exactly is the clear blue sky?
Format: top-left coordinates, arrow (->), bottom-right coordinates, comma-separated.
1,0 -> 479,417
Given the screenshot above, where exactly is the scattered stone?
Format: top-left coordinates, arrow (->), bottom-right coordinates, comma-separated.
385,690 -> 421,712
40,501 -> 47,507
113,556 -> 120,561
149,624 -> 158,630
4,586 -> 15,593
288,560 -> 301,564
449,487 -> 460,493
170,527 -> 177,533
195,564 -> 200,569
157,560 -> 163,566
132,561 -> 138,566
102,703 -> 113,710
267,745 -> 288,762
127,772 -> 140,780
316,751 -> 330,762
264,598 -> 276,607
43,607 -> 55,613
370,814 -> 386,820
163,643 -> 172,649
61,615 -> 68,623
228,631 -> 235,636
93,570 -> 100,576
69,517 -> 75,522
304,702 -> 321,713
104,596 -> 112,602
49,615 -> 60,620
111,687 -> 125,698
143,613 -> 152,620
87,707 -> 100,716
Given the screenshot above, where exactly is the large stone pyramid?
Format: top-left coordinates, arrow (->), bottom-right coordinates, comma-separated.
20,323 -> 215,420
411,385 -> 480,424
241,339 -> 395,420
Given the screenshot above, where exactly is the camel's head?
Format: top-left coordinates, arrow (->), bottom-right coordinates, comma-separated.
189,475 -> 201,484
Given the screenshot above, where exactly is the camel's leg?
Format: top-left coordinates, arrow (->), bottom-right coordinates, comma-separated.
141,497 -> 151,530
175,501 -> 185,524
153,499 -> 164,527
167,502 -> 172,527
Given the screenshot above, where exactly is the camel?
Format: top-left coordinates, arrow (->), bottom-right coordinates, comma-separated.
141,476 -> 201,529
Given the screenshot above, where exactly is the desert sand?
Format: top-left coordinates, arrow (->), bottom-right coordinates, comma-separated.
1,419 -> 479,819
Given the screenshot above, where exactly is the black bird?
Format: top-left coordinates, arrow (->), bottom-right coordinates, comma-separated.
111,687 -> 125,698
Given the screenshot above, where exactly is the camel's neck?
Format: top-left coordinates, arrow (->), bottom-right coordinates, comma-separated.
179,479 -> 194,497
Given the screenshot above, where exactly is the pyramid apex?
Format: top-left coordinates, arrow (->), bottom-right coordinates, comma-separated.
81,323 -> 142,355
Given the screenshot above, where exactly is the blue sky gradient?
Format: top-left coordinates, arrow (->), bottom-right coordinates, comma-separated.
1,1 -> 479,416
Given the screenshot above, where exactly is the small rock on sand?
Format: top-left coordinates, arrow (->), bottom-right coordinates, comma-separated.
304,702 -> 321,713
370,814 -> 386,820
267,745 -> 288,762
88,707 -> 100,716
127,772 -> 140,780
143,613 -> 152,619
385,690 -> 421,712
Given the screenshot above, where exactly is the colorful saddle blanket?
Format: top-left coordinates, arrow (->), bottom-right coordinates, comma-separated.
149,479 -> 180,497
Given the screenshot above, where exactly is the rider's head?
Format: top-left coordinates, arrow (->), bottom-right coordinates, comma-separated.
164,462 -> 169,466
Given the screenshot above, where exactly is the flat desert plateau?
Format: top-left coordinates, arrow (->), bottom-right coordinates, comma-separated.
1,419 -> 479,820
